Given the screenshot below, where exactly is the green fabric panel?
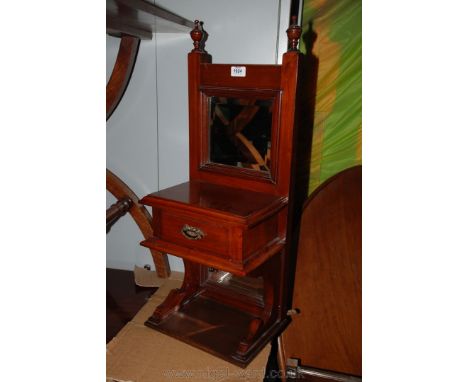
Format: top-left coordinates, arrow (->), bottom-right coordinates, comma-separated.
301,0 -> 362,193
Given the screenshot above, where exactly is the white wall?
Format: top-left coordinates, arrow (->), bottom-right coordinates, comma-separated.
106,1 -> 292,272
106,35 -> 159,270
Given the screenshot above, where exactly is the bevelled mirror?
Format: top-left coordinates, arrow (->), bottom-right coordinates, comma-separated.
201,90 -> 279,182
209,96 -> 273,172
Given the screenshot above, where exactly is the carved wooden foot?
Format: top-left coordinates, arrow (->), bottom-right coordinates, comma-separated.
235,296 -> 277,356
148,287 -> 197,324
235,252 -> 281,356
237,317 -> 264,355
146,259 -> 206,326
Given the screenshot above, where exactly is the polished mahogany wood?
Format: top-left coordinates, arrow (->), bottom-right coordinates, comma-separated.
107,169 -> 170,278
146,259 -> 206,324
190,20 -> 204,52
287,16 -> 302,51
140,19 -> 312,367
189,54 -> 300,197
280,166 -> 362,377
141,181 -> 287,275
142,237 -> 285,277
200,64 -> 281,89
147,292 -> 260,366
142,180 -> 287,224
146,255 -> 290,367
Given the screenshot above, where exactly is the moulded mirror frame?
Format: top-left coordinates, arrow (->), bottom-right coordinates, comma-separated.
199,87 -> 281,184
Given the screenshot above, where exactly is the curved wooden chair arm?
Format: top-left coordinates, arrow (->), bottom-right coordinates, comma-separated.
106,35 -> 141,121
106,169 -> 170,278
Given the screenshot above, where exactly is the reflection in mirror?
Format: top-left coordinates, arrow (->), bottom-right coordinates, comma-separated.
208,97 -> 273,172
206,269 -> 264,304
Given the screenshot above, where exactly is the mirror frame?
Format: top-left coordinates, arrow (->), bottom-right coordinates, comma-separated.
199,87 -> 281,184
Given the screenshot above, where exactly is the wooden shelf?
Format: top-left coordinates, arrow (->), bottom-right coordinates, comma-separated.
145,292 -> 290,367
107,0 -> 194,39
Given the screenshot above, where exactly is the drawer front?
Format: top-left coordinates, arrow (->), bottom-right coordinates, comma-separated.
157,209 -> 231,257
244,213 -> 279,258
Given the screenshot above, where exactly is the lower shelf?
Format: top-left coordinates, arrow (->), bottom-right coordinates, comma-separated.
141,236 -> 285,276
145,293 -> 290,367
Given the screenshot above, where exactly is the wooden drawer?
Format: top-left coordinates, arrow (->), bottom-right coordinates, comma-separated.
156,208 -> 231,258
140,181 -> 288,275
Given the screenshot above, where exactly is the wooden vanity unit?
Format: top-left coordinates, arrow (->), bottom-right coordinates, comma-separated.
141,19 -> 308,367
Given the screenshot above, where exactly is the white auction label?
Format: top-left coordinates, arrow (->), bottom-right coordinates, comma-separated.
231,66 -> 246,77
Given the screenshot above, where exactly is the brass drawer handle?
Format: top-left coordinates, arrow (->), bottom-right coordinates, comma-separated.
181,224 -> 205,240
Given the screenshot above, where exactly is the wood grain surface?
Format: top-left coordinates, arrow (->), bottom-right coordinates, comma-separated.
281,166 -> 362,376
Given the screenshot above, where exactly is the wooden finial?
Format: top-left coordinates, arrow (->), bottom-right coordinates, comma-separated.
287,16 -> 302,51
190,20 -> 203,52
